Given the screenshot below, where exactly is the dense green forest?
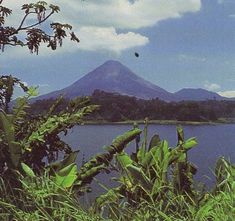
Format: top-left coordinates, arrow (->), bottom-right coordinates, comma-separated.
29,89 -> 235,122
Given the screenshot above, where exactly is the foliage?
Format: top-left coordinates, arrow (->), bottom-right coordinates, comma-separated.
0,76 -> 99,186
0,75 -> 142,196
46,128 -> 141,194
93,122 -> 234,220
0,74 -> 142,219
0,174 -> 102,221
0,115 -> 142,220
1,163 -> 233,221
214,157 -> 235,193
130,189 -> 234,221
0,101 -> 234,220
94,123 -> 198,219
90,90 -> 218,122
0,0 -> 79,53
0,75 -> 28,112
29,90 -> 235,122
76,128 -> 141,192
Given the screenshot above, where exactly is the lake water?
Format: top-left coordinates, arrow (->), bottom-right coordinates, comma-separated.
62,124 -> 235,203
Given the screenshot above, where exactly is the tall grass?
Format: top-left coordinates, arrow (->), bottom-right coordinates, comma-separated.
0,175 -> 102,221
0,162 -> 233,221
0,124 -> 234,221
122,189 -> 234,221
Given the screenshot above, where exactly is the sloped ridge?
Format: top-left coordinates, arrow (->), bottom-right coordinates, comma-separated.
174,88 -> 228,101
34,60 -> 232,101
36,60 -> 175,101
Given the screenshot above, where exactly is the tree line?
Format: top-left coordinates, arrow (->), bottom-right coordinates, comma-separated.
28,89 -> 235,122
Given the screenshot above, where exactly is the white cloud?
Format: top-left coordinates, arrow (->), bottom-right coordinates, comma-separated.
2,0 -> 201,54
204,81 -> 221,91
218,91 -> 235,98
78,26 -> 149,53
1,26 -> 148,56
55,0 -> 202,30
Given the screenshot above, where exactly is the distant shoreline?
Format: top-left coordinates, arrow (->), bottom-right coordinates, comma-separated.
84,118 -> 235,126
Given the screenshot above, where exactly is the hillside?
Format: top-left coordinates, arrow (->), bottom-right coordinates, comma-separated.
174,88 -> 228,101
34,60 -> 232,102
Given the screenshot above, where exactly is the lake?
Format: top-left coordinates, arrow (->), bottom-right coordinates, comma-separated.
62,124 -> 235,203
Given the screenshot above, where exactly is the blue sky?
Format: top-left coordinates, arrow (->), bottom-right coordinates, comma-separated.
1,0 -> 235,97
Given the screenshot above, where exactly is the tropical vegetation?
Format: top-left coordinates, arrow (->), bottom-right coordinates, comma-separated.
0,86 -> 234,220
0,1 -> 234,220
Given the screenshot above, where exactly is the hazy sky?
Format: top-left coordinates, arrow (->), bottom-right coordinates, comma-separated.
1,0 -> 235,97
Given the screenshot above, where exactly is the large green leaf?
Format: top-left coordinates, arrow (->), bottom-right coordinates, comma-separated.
0,112 -> 14,144
183,137 -> 198,150
142,146 -> 159,167
55,163 -> 78,188
116,152 -> 133,170
177,126 -> 184,145
95,187 -> 122,212
49,150 -> 79,172
157,140 -> 169,163
148,134 -> 161,151
141,148 -> 154,167
107,128 -> 142,153
21,162 -> 35,178
127,164 -> 152,190
0,111 -> 21,168
77,128 -> 142,187
137,145 -> 146,164
142,140 -> 169,169
78,164 -> 106,184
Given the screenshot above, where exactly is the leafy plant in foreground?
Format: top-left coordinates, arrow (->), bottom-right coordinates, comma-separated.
0,173 -> 102,221
94,122 -> 199,219
93,121 -> 234,221
214,157 -> 235,192
0,127 -> 142,220
48,128 -> 141,193
0,75 -> 143,219
0,76 -> 98,185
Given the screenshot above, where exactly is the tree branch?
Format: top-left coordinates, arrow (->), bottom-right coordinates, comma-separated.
1,42 -> 27,47
20,11 -> 54,31
16,12 -> 35,32
0,1 -> 78,54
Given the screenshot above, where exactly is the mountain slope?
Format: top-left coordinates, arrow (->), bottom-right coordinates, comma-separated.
174,88 -> 230,101
34,60 -> 233,102
35,60 -> 175,101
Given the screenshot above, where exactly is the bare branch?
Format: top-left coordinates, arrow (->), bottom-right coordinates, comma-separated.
2,42 -> 27,47
20,11 -> 54,31
16,12 -> 35,32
